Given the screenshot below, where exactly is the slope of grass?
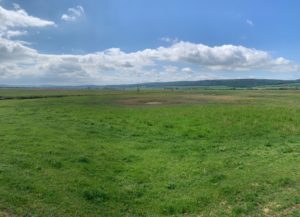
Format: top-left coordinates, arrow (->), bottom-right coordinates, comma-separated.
0,90 -> 299,216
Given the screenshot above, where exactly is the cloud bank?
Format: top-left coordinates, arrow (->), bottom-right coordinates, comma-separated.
1,39 -> 299,85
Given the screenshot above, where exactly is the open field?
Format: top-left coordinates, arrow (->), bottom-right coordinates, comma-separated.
0,89 -> 299,217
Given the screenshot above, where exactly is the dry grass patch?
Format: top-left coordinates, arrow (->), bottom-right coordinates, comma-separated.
0,210 -> 14,217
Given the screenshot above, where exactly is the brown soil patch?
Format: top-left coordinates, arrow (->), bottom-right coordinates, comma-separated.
117,94 -> 250,106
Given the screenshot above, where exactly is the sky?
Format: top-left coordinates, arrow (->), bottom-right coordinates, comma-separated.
1,0 -> 300,85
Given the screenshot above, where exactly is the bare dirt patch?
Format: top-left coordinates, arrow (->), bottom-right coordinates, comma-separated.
144,101 -> 163,105
117,93 -> 251,106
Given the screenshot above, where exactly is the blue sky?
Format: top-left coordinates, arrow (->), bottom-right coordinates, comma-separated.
0,0 -> 300,85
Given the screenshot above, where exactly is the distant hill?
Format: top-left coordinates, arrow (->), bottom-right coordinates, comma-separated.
104,79 -> 300,89
1,79 -> 300,89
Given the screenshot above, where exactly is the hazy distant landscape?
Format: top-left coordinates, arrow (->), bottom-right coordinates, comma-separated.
2,78 -> 300,90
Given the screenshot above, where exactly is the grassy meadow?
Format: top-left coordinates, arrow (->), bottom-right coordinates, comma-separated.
0,89 -> 299,217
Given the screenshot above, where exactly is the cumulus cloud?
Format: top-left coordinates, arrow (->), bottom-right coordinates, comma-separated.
5,30 -> 28,39
145,42 -> 298,72
164,65 -> 178,73
0,38 -> 37,63
0,4 -> 54,38
182,67 -> 193,73
61,5 -> 84,22
1,39 -> 299,85
0,5 -> 55,29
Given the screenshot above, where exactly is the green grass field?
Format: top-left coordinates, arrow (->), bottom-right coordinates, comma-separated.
0,89 -> 299,217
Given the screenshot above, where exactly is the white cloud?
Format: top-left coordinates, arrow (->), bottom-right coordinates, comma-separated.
61,5 -> 84,22
181,67 -> 193,73
5,30 -> 28,39
0,4 -> 55,38
246,19 -> 254,27
0,5 -> 55,29
164,65 -> 178,73
145,42 -> 297,72
0,38 -> 37,63
0,39 -> 299,85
